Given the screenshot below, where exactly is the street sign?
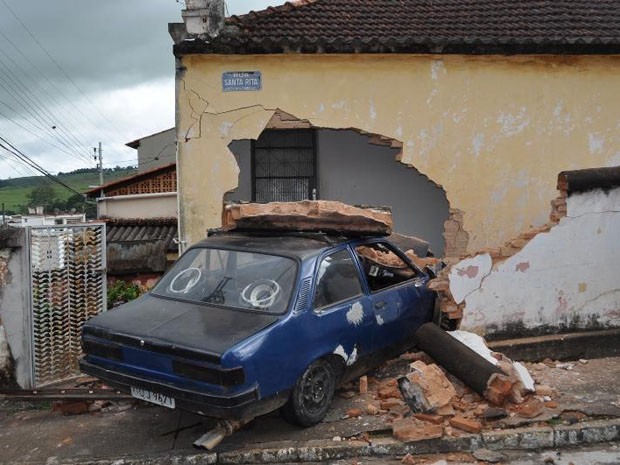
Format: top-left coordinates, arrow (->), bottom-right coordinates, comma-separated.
222,71 -> 262,92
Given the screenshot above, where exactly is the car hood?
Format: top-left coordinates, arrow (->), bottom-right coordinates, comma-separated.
83,294 -> 279,359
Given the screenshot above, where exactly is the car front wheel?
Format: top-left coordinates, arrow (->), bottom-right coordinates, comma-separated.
281,359 -> 336,427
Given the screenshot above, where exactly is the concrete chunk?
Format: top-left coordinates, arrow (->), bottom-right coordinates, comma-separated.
223,201 -> 392,235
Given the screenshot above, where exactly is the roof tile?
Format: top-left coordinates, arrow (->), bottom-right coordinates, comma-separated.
178,0 -> 620,54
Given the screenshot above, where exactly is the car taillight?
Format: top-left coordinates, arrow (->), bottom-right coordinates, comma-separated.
172,360 -> 244,386
82,337 -> 123,361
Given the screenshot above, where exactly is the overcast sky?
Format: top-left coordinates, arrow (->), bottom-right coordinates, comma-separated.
0,0 -> 286,180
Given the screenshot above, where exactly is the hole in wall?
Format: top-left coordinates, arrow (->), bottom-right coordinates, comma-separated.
224,110 -> 452,256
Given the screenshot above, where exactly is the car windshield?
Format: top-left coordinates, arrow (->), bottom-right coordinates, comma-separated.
152,247 -> 297,314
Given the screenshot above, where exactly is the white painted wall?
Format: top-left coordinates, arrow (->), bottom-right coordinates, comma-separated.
98,193 -> 178,219
454,187 -> 620,336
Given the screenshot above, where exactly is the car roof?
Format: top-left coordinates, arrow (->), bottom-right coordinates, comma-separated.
190,231 -> 365,261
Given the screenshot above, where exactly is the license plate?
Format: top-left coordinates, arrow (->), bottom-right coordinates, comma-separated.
131,387 -> 175,409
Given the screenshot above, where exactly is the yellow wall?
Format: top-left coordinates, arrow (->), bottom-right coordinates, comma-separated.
176,54 -> 620,251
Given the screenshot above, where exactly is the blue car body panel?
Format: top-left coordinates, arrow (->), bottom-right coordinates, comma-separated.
80,232 -> 436,420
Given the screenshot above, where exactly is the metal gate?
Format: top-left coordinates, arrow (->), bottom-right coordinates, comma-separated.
28,224 -> 106,387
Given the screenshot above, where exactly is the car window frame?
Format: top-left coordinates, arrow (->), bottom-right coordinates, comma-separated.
352,238 -> 426,295
312,245 -> 365,314
150,244 -> 301,316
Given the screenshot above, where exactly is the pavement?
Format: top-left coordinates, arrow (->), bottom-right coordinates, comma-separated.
1,335 -> 620,465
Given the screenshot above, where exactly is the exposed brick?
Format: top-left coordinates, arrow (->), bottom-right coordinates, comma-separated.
379,386 -> 402,399
448,416 -> 482,434
359,375 -> 368,395
380,398 -> 405,410
346,408 -> 362,417
413,413 -> 445,424
518,400 -> 544,418
392,418 -> 444,442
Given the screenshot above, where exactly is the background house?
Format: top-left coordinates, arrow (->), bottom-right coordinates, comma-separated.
85,159 -> 178,280
168,0 -> 620,336
126,128 -> 176,173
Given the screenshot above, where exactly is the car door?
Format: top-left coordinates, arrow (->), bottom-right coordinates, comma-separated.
310,247 -> 373,368
353,241 -> 431,354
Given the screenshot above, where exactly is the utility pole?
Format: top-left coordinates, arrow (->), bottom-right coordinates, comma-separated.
93,142 -> 103,197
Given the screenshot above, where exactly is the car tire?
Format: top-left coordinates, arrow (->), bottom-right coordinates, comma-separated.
281,359 -> 336,427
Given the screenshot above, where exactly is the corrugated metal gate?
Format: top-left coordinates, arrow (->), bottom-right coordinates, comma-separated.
28,224 -> 106,387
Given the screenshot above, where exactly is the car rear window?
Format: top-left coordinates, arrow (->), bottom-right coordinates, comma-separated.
152,248 -> 297,314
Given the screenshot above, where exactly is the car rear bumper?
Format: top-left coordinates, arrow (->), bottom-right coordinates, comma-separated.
80,358 -> 290,420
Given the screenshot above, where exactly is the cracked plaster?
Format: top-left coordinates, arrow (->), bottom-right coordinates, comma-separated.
176,54 -> 620,250
456,186 -> 620,335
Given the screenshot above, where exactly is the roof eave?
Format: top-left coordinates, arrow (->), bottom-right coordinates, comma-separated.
173,38 -> 620,57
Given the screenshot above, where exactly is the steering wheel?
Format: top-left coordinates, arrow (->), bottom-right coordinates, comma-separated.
241,279 -> 281,309
168,267 -> 202,294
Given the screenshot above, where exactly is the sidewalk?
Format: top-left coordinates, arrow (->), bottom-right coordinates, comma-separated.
1,353 -> 619,465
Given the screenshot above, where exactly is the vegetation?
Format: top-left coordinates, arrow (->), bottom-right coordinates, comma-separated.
107,280 -> 145,308
0,166 -> 136,216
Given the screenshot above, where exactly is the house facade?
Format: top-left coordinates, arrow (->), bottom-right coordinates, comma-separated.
169,0 -> 620,258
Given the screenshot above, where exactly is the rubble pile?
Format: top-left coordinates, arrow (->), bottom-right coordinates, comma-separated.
335,328 -> 565,444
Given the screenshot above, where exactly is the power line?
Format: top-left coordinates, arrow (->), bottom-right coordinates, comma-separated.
0,0 -> 132,143
0,103 -> 94,160
0,135 -> 84,196
0,67 -> 90,163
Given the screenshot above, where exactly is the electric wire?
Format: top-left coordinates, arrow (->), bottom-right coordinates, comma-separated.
0,0 -> 132,143
0,66 -> 90,163
0,27 -> 115,153
0,135 -> 84,196
0,103 -> 91,159
0,36 -> 95,156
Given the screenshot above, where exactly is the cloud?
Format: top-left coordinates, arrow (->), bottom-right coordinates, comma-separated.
0,0 -> 286,179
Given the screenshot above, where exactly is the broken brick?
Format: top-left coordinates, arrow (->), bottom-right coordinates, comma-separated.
400,361 -> 456,413
359,375 -> 368,395
448,416 -> 482,434
346,408 -> 362,418
380,398 -> 405,410
518,401 -> 544,419
52,400 -> 91,416
484,373 -> 515,406
366,403 -> 380,415
401,453 -> 416,465
545,401 -> 559,409
413,413 -> 444,424
379,386 -> 402,399
392,418 -> 444,442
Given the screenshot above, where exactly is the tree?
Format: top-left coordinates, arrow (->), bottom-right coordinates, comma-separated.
27,183 -> 58,212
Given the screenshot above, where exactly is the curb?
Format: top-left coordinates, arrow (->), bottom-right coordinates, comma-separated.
24,417 -> 620,465
487,329 -> 620,362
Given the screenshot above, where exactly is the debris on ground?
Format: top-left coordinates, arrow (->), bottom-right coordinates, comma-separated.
323,324 -> 578,445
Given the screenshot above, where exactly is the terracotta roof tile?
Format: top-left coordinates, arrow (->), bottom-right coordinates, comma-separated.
176,0 -> 620,54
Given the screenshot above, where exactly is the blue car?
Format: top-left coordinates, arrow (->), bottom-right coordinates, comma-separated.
80,231 -> 437,426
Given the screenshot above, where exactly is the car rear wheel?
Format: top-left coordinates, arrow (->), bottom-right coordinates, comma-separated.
281,359 -> 336,427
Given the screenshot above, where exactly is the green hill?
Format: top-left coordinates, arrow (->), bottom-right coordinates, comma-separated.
0,167 -> 137,214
